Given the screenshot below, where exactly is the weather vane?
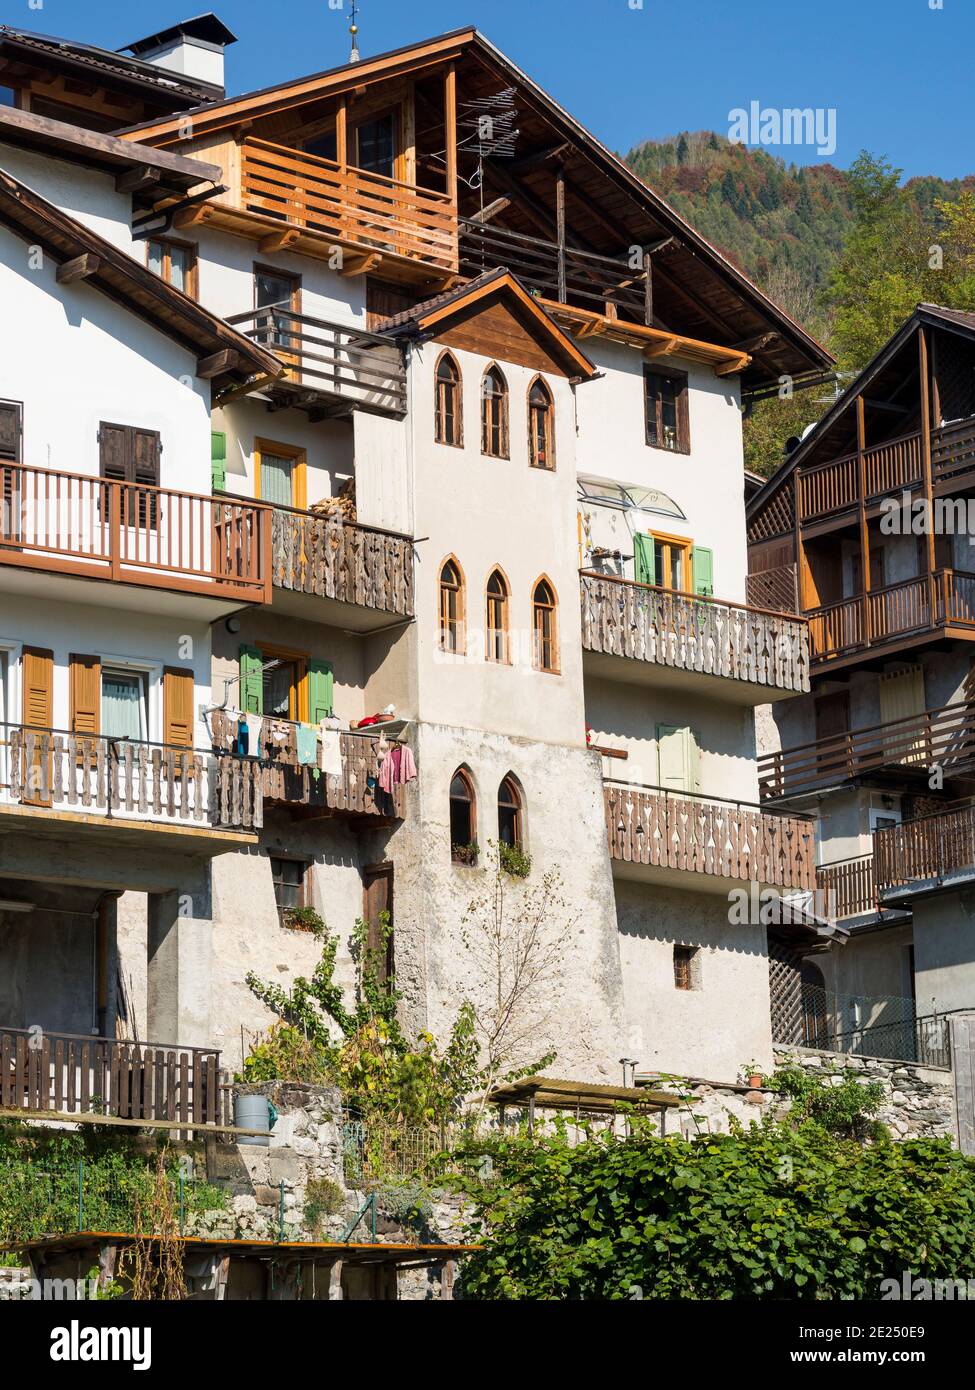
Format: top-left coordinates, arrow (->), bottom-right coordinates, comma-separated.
349,0 -> 360,63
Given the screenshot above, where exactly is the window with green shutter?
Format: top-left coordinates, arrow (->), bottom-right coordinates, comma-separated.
656,724 -> 701,795
211,431 -> 227,492
633,533 -> 656,586
239,645 -> 263,715
307,659 -> 334,722
692,546 -> 713,597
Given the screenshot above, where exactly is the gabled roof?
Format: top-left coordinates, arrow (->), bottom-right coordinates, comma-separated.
0,165 -> 281,389
116,28 -> 832,395
0,23 -> 222,106
747,304 -> 975,522
376,267 -> 597,379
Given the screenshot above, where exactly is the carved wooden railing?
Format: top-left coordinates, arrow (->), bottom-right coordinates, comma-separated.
874,800 -> 975,892
604,782 -> 816,889
241,137 -> 458,270
267,505 -> 414,618
226,308 -> 407,418
759,700 -> 975,800
262,729 -> 406,820
808,569 -> 975,662
0,726 -> 262,831
581,571 -> 809,694
0,1027 -> 221,1125
816,855 -> 877,919
0,462 -> 268,603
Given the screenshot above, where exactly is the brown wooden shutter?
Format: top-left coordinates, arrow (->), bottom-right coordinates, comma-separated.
0,401 -> 21,461
676,375 -> 690,453
98,423 -> 130,482
21,646 -> 53,807
69,654 -> 101,738
164,667 -> 194,749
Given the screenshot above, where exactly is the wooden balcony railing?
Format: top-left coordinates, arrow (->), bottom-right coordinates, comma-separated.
241,137 -> 457,271
225,308 -> 407,418
745,563 -> 798,615
581,571 -> 810,694
796,431 -> 923,523
0,463 -> 268,603
816,855 -> 877,919
267,505 -> 414,618
759,699 -> 975,800
0,725 -> 263,831
808,569 -> 975,662
933,416 -> 975,484
604,782 -> 816,889
875,800 -> 975,892
0,1027 -> 222,1126
459,218 -> 650,323
262,728 -> 407,821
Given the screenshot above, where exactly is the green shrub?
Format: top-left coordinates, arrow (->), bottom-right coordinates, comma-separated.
770,1063 -> 887,1141
498,841 -> 532,878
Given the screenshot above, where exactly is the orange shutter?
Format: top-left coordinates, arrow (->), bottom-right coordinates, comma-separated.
164,667 -> 194,749
69,654 -> 101,738
21,646 -> 53,806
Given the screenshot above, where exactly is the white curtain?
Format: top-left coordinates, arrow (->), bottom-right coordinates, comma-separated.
102,673 -> 144,739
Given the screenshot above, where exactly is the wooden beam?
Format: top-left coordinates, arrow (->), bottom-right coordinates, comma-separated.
197,347 -> 242,380
644,337 -> 679,359
468,196 -> 511,225
336,96 -> 347,171
56,253 -> 101,285
509,141 -> 572,174
402,83 -> 416,186
173,203 -> 215,230
339,251 -> 382,277
444,63 -> 458,210
259,228 -> 302,254
114,165 -> 161,195
555,164 -> 567,304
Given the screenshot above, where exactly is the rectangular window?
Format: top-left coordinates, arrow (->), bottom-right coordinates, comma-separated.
645,369 -> 689,453
0,86 -> 16,108
270,856 -> 308,926
640,531 -> 692,592
147,237 -> 197,297
673,945 -> 701,991
98,423 -> 161,528
255,438 -> 306,510
239,643 -> 321,722
303,129 -> 338,162
0,401 -> 22,539
102,669 -> 148,741
355,113 -> 396,178
254,266 -> 300,354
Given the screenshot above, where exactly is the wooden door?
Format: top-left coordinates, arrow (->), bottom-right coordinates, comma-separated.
362,862 -> 393,986
21,645 -> 53,805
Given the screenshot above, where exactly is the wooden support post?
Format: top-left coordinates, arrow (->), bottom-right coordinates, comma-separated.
856,394 -> 872,646
444,63 -> 458,211
644,251 -> 653,327
555,164 -> 567,305
919,325 -> 938,622
214,1253 -> 230,1301
336,97 -> 347,171
402,83 -> 416,187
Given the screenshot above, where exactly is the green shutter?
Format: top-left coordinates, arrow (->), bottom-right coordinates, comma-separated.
211,431 -> 227,492
307,659 -> 334,722
692,546 -> 713,597
634,533 -> 656,586
239,645 -> 263,715
657,724 -> 700,794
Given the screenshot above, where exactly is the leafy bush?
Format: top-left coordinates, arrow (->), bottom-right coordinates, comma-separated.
303,1177 -> 346,1234
455,1119 -> 975,1300
498,841 -> 532,878
770,1063 -> 887,1141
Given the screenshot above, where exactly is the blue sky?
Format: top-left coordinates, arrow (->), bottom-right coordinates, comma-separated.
7,0 -> 972,179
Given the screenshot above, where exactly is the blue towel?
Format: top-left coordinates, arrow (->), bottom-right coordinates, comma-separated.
295,723 -> 318,766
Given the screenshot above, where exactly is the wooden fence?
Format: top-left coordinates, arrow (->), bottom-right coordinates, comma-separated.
0,1028 -> 221,1125
875,800 -> 975,891
816,855 -> 877,919
604,783 -> 816,889
581,571 -> 809,694
263,729 -> 406,820
269,507 -> 414,617
808,569 -> 975,662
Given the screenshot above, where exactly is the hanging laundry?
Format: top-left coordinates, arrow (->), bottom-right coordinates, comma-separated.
319,724 -> 343,777
235,716 -> 250,758
295,722 -> 318,766
378,743 -> 417,793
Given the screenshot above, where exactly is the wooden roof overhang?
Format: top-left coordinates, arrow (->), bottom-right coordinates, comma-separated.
117,29 -> 832,395
541,299 -> 751,376
481,1075 -> 682,1116
0,166 -> 283,391
4,1231 -> 481,1268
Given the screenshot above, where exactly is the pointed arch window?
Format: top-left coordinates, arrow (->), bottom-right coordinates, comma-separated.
528,376 -> 555,470
485,568 -> 510,664
532,578 -> 559,673
450,768 -> 477,862
498,775 -> 523,849
481,365 -> 509,458
435,351 -> 462,447
439,558 -> 465,654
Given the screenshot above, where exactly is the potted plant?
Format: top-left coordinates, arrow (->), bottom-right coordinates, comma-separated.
740,1061 -> 764,1089
451,840 -> 479,867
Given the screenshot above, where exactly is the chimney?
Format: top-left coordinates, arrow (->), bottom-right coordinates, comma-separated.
122,13 -> 237,93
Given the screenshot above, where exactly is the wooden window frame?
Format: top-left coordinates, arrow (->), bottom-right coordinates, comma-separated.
449,767 -> 477,863
673,944 -> 701,991
532,575 -> 560,674
485,566 -> 510,664
644,367 -> 690,455
255,641 -> 310,723
353,108 -> 400,180
439,555 -> 466,655
481,364 -> 510,459
649,530 -> 693,592
497,774 -> 524,850
254,437 -> 307,511
145,235 -> 198,299
434,350 -> 463,448
269,853 -> 310,927
253,264 -> 302,366
527,375 -> 555,471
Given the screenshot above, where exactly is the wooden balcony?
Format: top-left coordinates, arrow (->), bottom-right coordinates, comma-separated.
759,699 -> 975,801
225,308 -> 407,419
604,782 -> 816,891
263,729 -> 407,823
816,855 -> 877,920
0,726 -> 263,838
235,137 -> 458,282
267,505 -> 414,625
875,800 -> 975,895
580,571 -> 809,700
808,569 -> 975,665
746,563 -> 798,615
0,1027 -> 222,1127
0,463 -> 268,610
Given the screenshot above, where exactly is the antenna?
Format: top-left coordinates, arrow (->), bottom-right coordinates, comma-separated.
348,0 -> 360,63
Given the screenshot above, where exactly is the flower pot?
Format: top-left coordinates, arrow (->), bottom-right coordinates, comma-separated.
747,1073 -> 763,1089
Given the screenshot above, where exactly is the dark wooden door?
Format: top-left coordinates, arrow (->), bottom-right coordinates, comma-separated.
362,862 -> 393,986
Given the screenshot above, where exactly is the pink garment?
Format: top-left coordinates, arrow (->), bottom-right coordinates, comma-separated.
378,743 -> 417,793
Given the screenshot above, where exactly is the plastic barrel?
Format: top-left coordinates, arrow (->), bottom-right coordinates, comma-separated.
235,1093 -> 271,1146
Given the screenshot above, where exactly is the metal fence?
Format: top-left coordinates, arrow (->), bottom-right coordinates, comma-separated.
795,985 -> 953,1067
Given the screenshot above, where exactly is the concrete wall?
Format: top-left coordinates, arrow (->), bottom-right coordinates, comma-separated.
913,888 -> 975,1015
